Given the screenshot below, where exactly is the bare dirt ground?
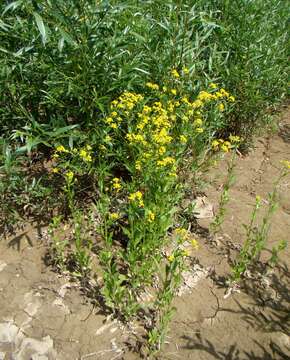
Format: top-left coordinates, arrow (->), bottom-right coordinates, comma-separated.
1,107 -> 290,360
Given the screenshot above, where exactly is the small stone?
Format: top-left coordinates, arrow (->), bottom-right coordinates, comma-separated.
0,261 -> 7,272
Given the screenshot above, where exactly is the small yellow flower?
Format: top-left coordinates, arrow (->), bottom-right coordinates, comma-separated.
157,157 -> 175,167
182,250 -> 190,257
191,239 -> 199,250
220,88 -> 230,97
104,117 -> 113,124
111,111 -> 118,117
135,160 -> 142,171
221,143 -> 229,152
168,254 -> 174,262
229,135 -> 240,143
211,139 -> 220,149
175,228 -> 188,239
209,83 -> 218,89
147,210 -> 155,223
180,135 -> 187,144
110,123 -> 117,129
195,127 -> 204,134
182,67 -> 189,75
191,100 -> 203,109
171,89 -> 177,96
256,195 -> 261,203
111,177 -> 122,192
229,96 -> 235,102
105,135 -> 112,142
110,213 -> 120,221
65,170 -> 74,182
79,149 -> 92,162
169,171 -> 177,178
52,167 -> 59,173
193,118 -> 203,127
280,160 -> 290,169
171,69 -> 180,78
146,82 -> 159,91
56,145 -> 66,153
158,146 -> 166,155
218,103 -> 225,112
129,191 -> 144,207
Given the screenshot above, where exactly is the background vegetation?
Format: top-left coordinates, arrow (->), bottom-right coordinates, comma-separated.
1,0 -> 288,136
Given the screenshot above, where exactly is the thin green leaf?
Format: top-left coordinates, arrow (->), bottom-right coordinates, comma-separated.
33,12 -> 47,45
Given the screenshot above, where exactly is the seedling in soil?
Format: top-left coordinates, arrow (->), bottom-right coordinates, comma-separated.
210,137 -> 240,234
231,161 -> 290,282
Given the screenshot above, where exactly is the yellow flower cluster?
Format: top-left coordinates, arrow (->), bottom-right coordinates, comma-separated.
211,135 -> 240,153
229,135 -> 241,143
65,170 -> 74,182
175,227 -> 189,240
146,82 -> 159,91
168,254 -> 175,262
110,212 -> 120,221
156,156 -> 175,167
171,69 -> 180,78
104,135 -> 112,142
281,160 -> 290,169
135,160 -> 142,171
152,128 -> 173,145
182,67 -> 189,75
111,177 -> 122,192
126,133 -> 147,146
128,191 -> 144,207
104,83 -> 234,185
146,210 -> 155,223
211,139 -> 232,152
79,145 -> 92,162
56,145 -> 68,153
112,91 -> 143,111
104,91 -> 144,129
54,144 -> 93,164
191,239 -> 199,250
180,135 -> 187,144
170,67 -> 190,77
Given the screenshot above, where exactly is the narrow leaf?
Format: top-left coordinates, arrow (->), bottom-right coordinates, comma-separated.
33,12 -> 47,45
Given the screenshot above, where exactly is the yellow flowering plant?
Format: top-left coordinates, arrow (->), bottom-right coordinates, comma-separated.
49,78 -> 235,323
88,79 -> 235,315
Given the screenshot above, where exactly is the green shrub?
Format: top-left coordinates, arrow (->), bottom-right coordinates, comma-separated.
1,0 -> 287,140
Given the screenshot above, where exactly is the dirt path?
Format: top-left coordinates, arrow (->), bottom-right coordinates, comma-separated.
1,107 -> 290,360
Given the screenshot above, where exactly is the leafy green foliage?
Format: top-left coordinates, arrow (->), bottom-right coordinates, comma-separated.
1,0 -> 287,140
